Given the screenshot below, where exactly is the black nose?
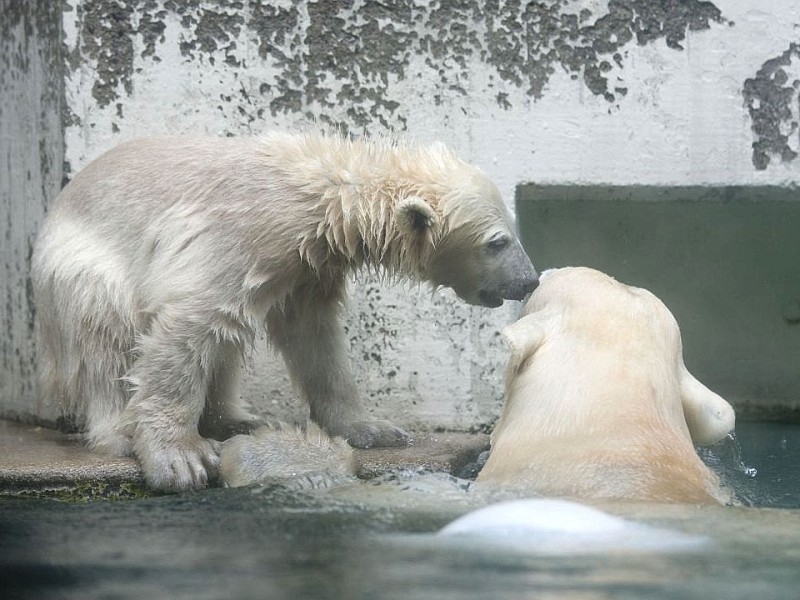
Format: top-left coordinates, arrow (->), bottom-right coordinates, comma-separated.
502,273 -> 539,301
522,273 -> 539,295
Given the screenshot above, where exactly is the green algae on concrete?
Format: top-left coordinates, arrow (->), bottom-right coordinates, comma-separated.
5,479 -> 150,502
0,420 -> 147,501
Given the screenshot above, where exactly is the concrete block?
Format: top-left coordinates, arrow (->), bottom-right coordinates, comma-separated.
517,185 -> 800,419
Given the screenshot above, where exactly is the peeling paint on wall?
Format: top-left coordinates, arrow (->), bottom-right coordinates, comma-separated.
64,0 -> 727,134
744,43 -> 800,170
481,0 -> 727,103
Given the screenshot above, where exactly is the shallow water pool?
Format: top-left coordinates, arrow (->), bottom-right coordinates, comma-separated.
1,421 -> 798,600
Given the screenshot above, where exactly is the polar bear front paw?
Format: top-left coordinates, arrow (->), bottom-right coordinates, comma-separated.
343,420 -> 414,449
136,435 -> 221,492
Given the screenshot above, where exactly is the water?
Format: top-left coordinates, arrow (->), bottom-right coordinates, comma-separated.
705,432 -> 759,479
1,421 -> 799,600
702,422 -> 800,508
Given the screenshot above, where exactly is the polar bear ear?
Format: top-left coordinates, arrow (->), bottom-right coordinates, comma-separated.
396,196 -> 438,236
502,312 -> 549,375
679,365 -> 736,446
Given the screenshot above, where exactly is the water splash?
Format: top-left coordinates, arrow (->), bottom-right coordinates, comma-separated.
722,431 -> 758,478
698,429 -> 764,506
700,431 -> 757,478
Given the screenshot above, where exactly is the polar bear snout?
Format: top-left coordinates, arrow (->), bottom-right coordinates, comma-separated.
432,230 -> 538,307
485,274 -> 539,306
505,270 -> 540,300
491,243 -> 539,302
477,263 -> 538,307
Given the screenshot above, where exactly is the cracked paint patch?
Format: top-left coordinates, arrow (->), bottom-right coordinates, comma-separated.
480,0 -> 727,103
168,0 -> 244,65
65,0 -> 727,130
743,43 -> 800,170
66,0 -> 137,108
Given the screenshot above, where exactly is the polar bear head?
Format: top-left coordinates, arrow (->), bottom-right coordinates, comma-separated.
386,146 -> 539,308
299,133 -> 538,307
502,267 -> 736,447
428,179 -> 538,307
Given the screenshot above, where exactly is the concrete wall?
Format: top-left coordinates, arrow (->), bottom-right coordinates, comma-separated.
518,185 -> 800,419
3,0 -> 800,429
1,1 -> 64,424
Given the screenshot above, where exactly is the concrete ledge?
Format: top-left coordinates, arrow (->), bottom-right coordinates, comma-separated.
353,431 -> 489,479
0,421 -> 146,499
0,420 -> 489,500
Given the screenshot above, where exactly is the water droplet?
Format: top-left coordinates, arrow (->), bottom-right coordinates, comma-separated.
722,432 -> 758,478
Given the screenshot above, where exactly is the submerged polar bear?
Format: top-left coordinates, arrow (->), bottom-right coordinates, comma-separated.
32,132 -> 538,491
477,267 -> 735,503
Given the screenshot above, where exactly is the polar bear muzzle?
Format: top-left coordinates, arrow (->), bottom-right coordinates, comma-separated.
476,239 -> 539,307
430,230 -> 539,308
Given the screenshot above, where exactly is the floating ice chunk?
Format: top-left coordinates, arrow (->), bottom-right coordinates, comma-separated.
438,499 -> 709,554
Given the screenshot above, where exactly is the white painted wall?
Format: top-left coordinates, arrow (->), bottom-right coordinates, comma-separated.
5,0 -> 800,429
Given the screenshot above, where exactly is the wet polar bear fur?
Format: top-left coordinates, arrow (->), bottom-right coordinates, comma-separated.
477,267 -> 735,503
32,132 -> 538,492
219,422 -> 356,488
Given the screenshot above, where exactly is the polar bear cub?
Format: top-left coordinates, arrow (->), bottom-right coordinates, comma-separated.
32,132 -> 538,491
477,267 -> 735,503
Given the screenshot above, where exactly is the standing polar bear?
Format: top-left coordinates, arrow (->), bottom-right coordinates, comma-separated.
32,132 -> 538,491
478,267 -> 735,503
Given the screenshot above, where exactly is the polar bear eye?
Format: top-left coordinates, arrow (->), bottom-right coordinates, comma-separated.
486,234 -> 510,252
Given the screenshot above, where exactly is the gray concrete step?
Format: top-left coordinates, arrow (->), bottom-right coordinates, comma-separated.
0,420 -> 488,500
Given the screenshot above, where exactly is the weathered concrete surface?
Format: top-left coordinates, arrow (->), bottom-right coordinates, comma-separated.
51,0 -> 741,433
4,1 -> 800,434
354,432 -> 489,480
517,185 -> 800,420
0,1 -> 63,426
0,421 -> 144,499
744,43 -> 800,170
0,420 -> 488,499
60,0 -> 727,136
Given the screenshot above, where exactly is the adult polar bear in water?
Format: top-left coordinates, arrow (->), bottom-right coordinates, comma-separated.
32,132 -> 538,491
478,267 -> 735,503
